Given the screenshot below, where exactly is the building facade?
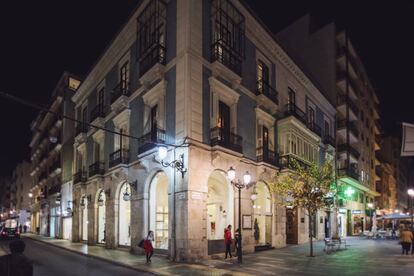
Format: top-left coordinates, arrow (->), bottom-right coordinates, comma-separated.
12,161 -> 32,229
29,72 -> 81,237
69,0 -> 336,261
277,15 -> 381,236
375,162 -> 397,213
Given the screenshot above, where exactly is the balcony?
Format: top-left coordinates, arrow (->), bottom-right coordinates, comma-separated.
75,123 -> 88,137
73,170 -> 87,184
280,103 -> 323,137
110,81 -> 130,105
139,44 -> 166,77
337,94 -> 358,120
211,42 -> 242,76
210,127 -> 243,153
338,143 -> 360,160
338,165 -> 359,181
90,105 -> 107,123
279,154 -> 310,170
337,120 -> 359,144
323,135 -> 335,147
138,128 -> 166,154
256,79 -> 278,105
88,162 -> 105,177
109,149 -> 129,168
48,183 -> 61,196
256,147 -> 277,165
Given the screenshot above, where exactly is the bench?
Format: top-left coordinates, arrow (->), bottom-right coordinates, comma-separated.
324,238 -> 336,253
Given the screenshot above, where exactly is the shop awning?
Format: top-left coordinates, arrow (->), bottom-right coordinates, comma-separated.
377,214 -> 412,220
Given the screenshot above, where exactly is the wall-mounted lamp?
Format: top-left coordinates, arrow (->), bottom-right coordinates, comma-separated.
156,146 -> 187,178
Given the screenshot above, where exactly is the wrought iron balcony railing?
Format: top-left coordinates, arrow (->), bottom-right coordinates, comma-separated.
323,135 -> 336,147
338,143 -> 360,159
138,128 -> 166,154
110,81 -> 130,104
109,149 -> 129,168
88,162 -> 105,177
256,147 -> 277,165
279,154 -> 310,170
73,170 -> 87,184
211,41 -> 242,76
90,105 -> 107,122
210,127 -> 243,153
338,165 -> 359,181
256,79 -> 278,104
338,120 -> 359,138
139,44 -> 166,76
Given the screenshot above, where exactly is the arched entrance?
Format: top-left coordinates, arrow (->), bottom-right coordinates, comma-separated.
96,190 -> 106,244
81,195 -> 88,241
207,170 -> 234,255
149,171 -> 169,250
118,182 -> 131,246
252,182 -> 272,247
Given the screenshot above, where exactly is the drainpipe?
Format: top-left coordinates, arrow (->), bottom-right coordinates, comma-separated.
173,147 -> 177,261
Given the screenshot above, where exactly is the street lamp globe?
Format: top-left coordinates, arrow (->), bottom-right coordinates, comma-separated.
227,167 -> 236,181
250,193 -> 257,201
243,171 -> 251,185
28,192 -> 33,198
408,188 -> 414,197
395,209 -> 399,213
367,203 -> 374,209
158,146 -> 168,160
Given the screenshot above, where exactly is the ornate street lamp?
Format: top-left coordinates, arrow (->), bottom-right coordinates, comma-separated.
80,197 -> 86,209
97,192 -> 104,207
408,188 -> 414,230
156,146 -> 187,178
227,167 -> 252,264
123,185 -> 131,201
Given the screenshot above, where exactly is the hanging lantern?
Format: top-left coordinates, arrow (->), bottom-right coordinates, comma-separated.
123,186 -> 130,201
55,196 -> 61,205
80,197 -> 85,209
97,192 -> 104,207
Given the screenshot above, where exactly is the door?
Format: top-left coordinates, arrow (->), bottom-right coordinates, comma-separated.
265,215 -> 272,245
150,105 -> 158,141
286,208 -> 298,244
262,126 -> 269,161
219,101 -> 231,145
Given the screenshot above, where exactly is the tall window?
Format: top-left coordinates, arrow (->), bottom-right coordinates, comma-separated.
82,107 -> 88,127
137,0 -> 167,75
211,0 -> 245,75
308,107 -> 315,127
98,88 -> 105,111
324,121 -> 330,136
288,88 -> 296,109
150,105 -> 158,140
120,62 -> 129,93
257,60 -> 269,94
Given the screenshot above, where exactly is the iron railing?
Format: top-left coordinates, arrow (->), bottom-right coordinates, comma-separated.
138,128 -> 166,154
338,165 -> 359,181
139,44 -> 166,76
210,126 -> 243,153
256,79 -> 278,104
279,154 -> 310,170
73,170 -> 87,184
256,147 -> 277,165
110,81 -> 130,104
211,41 -> 242,76
338,143 -> 360,159
88,162 -> 105,177
109,149 -> 129,168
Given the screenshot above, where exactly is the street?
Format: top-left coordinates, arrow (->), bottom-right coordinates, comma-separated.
0,238 -> 151,276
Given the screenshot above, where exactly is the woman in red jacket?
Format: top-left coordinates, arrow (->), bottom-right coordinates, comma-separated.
144,231 -> 154,263
224,225 -> 232,259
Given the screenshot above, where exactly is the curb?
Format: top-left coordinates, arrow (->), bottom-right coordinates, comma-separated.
24,236 -> 159,275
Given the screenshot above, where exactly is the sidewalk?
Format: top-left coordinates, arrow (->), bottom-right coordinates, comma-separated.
23,233 -> 248,276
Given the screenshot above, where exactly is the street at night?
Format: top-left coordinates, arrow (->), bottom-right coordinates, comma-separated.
1,1 -> 414,275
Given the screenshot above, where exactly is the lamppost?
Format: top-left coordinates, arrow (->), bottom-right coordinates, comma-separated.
227,166 -> 251,264
367,202 -> 374,231
407,188 -> 414,230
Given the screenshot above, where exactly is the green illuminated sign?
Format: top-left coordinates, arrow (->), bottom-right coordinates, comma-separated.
344,187 -> 355,198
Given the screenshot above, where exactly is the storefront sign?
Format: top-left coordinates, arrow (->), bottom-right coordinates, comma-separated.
352,210 -> 362,214
339,208 -> 347,214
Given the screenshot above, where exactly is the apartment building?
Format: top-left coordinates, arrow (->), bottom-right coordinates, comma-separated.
277,15 -> 381,237
69,0 -> 335,261
29,72 -> 81,237
12,161 -> 32,229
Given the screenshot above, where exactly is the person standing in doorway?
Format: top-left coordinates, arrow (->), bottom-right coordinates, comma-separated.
400,226 -> 413,255
144,231 -> 154,263
224,225 -> 232,259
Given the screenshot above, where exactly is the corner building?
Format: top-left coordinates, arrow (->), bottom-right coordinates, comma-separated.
70,0 -> 336,261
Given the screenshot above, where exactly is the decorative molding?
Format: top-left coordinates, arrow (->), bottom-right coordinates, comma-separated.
255,108 -> 275,128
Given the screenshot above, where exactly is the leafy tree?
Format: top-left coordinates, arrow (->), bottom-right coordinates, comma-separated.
269,159 -> 335,257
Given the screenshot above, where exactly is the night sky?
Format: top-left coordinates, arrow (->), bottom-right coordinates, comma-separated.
0,0 -> 413,177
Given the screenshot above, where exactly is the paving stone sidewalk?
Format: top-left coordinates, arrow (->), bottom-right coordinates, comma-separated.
23,234 -> 414,276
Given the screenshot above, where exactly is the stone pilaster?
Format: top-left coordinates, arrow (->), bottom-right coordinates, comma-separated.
87,204 -> 96,245
105,198 -> 117,249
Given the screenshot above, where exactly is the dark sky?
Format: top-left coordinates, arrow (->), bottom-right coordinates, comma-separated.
0,0 -> 413,177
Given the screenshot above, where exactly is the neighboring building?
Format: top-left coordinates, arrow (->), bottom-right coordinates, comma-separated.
12,161 -> 32,229
0,177 -> 12,219
375,162 -> 397,213
277,15 -> 381,237
70,0 -> 335,261
29,72 -> 81,237
380,136 -> 411,211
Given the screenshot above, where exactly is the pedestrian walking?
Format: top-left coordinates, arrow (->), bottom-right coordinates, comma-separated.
400,226 -> 413,255
144,230 -> 154,263
0,240 -> 33,276
19,224 -> 23,234
224,225 -> 232,259
23,225 -> 27,233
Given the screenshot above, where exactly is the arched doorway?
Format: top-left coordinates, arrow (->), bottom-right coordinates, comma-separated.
96,190 -> 106,244
118,182 -> 131,246
252,182 -> 272,247
207,170 -> 234,255
81,195 -> 88,241
149,172 -> 169,250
